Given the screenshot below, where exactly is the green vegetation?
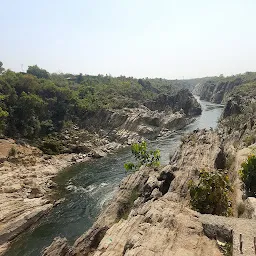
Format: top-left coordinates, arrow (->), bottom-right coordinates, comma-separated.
0,61 -> 194,153
239,154 -> 256,197
237,201 -> 245,217
8,146 -> 17,157
0,61 -> 4,74
231,81 -> 256,98
243,135 -> 256,147
220,242 -> 232,256
124,141 -> 160,172
27,65 -> 50,79
189,170 -> 232,216
40,136 -> 64,155
0,106 -> 8,134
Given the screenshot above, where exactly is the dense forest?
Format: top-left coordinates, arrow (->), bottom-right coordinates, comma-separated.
0,62 -> 199,145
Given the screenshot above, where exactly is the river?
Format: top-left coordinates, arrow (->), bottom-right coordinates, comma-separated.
5,98 -> 224,256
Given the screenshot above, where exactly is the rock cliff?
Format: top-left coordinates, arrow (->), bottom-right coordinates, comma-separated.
193,78 -> 243,104
43,83 -> 256,255
193,73 -> 256,104
0,90 -> 201,254
48,89 -> 201,154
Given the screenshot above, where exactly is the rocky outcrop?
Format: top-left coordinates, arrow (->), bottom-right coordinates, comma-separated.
89,90 -> 201,143
42,237 -> 71,256
0,203 -> 52,244
52,91 -> 201,153
109,107 -> 193,143
144,89 -> 202,116
43,129 -> 226,256
193,73 -> 256,104
219,85 -> 256,150
222,95 -> 243,118
0,139 -> 92,254
86,199 -> 222,256
193,78 -> 243,104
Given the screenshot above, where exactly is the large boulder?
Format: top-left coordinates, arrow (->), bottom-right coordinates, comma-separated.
222,96 -> 242,118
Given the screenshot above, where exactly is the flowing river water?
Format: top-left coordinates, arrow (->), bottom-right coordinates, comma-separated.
5,98 -> 224,256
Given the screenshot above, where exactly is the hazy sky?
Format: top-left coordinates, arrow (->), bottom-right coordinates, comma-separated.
1,0 -> 256,79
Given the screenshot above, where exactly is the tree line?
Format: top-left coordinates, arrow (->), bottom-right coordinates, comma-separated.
0,63 -> 191,142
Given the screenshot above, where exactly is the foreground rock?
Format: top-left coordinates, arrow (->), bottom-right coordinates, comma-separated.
0,139 -> 100,254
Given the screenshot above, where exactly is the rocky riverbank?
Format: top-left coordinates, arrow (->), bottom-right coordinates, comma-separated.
0,138 -> 123,255
43,129 -> 256,256
43,129 -> 226,255
43,84 -> 256,256
0,90 -> 202,255
40,89 -> 201,154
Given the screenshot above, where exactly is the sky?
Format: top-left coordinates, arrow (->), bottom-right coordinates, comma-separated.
1,0 -> 256,79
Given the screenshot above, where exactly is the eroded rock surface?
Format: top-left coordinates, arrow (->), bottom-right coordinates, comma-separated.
0,139 -> 89,253
43,130 -> 226,256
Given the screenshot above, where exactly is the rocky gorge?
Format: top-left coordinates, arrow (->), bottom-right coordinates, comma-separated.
42,84 -> 256,256
193,72 -> 256,104
0,90 -> 202,255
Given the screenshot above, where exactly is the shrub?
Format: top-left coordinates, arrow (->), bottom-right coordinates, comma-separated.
8,146 -> 17,157
243,135 -> 256,147
40,137 -> 63,155
237,202 -> 245,217
239,154 -> 256,196
220,242 -> 232,256
124,141 -> 160,172
189,170 -> 232,216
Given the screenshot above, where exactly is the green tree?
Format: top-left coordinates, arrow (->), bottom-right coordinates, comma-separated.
124,141 -> 160,172
239,154 -> 256,197
27,65 -> 50,79
15,92 -> 45,138
0,107 -> 8,134
76,73 -> 83,84
0,61 -> 4,74
8,146 -> 16,157
189,170 -> 232,216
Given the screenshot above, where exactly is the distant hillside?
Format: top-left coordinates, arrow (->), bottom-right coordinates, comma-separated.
193,72 -> 256,103
0,63 -> 201,154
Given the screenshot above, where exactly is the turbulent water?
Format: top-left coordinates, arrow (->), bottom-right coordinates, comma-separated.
5,98 -> 223,256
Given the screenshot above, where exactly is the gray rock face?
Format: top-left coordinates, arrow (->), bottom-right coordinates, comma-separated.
54,91 -> 201,155
222,96 -> 242,118
144,89 -> 202,116
193,78 -> 243,104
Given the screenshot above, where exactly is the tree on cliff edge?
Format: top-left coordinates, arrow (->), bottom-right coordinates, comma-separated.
0,61 -> 5,74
